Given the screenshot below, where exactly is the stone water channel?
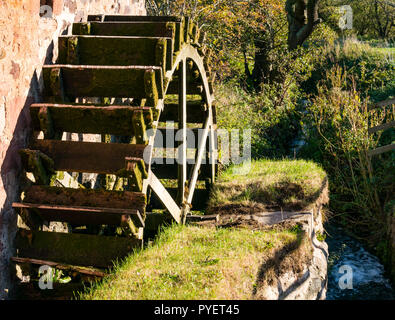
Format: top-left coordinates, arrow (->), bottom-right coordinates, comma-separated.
325,224 -> 394,300
292,102 -> 394,300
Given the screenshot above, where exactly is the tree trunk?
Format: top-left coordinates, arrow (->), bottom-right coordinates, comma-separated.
286,0 -> 320,50
251,39 -> 272,91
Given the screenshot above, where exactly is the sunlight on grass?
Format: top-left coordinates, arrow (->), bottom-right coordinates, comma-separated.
79,224 -> 301,300
208,159 -> 327,212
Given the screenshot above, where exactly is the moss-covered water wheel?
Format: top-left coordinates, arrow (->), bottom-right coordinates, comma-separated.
12,15 -> 217,283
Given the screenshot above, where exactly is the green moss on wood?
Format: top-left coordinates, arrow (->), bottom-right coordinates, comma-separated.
19,149 -> 55,185
15,229 -> 142,268
72,22 -> 91,35
132,110 -> 147,144
24,185 -> 147,214
144,69 -> 159,107
37,106 -> 55,139
155,38 -> 167,74
67,36 -> 79,64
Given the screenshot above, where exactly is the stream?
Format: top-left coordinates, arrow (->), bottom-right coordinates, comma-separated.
325,224 -> 394,300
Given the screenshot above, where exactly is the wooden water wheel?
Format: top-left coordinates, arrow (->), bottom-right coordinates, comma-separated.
11,15 -> 217,276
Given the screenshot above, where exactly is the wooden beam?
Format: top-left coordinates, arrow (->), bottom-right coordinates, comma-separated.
368,121 -> 395,135
368,143 -> 395,157
73,21 -> 175,39
30,104 -> 153,136
19,149 -> 55,185
177,58 -> 187,208
99,16 -> 183,22
150,159 -> 211,180
161,101 -> 207,123
369,98 -> 395,110
186,112 -> 211,205
42,65 -> 163,99
23,185 -> 146,218
148,172 -> 181,223
58,36 -> 173,71
148,187 -> 209,211
29,139 -> 150,175
11,257 -> 107,278
15,229 -> 141,268
12,203 -> 144,228
209,107 -> 218,183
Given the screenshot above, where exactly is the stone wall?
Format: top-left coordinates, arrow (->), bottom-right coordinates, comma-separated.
0,0 -> 146,299
254,187 -> 329,300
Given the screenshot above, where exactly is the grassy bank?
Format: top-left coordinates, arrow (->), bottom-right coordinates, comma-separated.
79,224 -> 309,300
208,159 -> 327,214
79,159 -> 324,300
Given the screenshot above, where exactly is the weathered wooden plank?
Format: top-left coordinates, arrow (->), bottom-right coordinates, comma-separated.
209,108 -> 218,183
96,15 -> 183,23
148,188 -> 209,211
23,185 -> 146,219
369,98 -> 395,110
28,140 -> 150,175
178,59 -> 187,206
19,149 -> 55,185
151,159 -> 211,180
368,121 -> 395,134
30,104 -> 153,136
79,19 -> 183,52
11,257 -> 107,278
154,127 -> 210,149
166,79 -> 204,95
42,65 -> 163,99
58,36 -> 173,72
148,172 -> 181,223
12,203 -> 144,228
368,143 -> 395,157
15,229 -> 141,268
187,111 -> 211,205
161,101 -> 207,123
73,21 -> 175,38
87,15 -> 104,22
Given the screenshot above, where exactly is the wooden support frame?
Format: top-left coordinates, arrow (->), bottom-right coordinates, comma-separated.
37,106 -> 55,139
148,172 -> 182,224
177,58 -> 187,208
368,98 -> 394,157
186,109 -> 211,206
368,144 -> 395,157
209,108 -> 217,184
11,257 -> 106,278
13,16 -> 221,273
145,43 -> 216,224
46,67 -> 66,103
19,149 -> 55,185
67,36 -> 79,64
368,121 -> 395,135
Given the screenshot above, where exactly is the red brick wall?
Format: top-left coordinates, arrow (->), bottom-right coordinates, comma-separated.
0,0 -> 146,299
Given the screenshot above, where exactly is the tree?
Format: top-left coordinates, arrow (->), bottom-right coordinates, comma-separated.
285,0 -> 321,50
327,0 -> 395,39
372,0 -> 395,39
146,0 -> 286,90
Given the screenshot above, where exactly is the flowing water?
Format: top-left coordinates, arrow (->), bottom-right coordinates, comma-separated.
325,224 -> 394,300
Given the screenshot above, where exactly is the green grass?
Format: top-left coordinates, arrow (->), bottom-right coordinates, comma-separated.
208,159 -> 327,213
79,224 -> 306,300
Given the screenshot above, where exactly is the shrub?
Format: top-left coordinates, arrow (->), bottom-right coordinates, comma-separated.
215,78 -> 302,159
302,38 -> 395,102
300,66 -> 394,247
